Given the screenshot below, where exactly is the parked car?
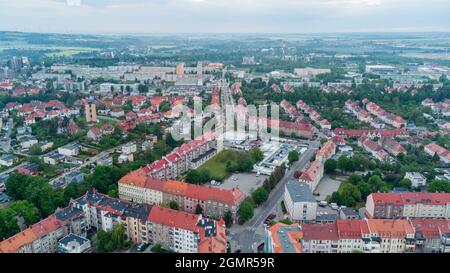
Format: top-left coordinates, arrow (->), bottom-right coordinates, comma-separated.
137,243 -> 149,252
319,201 -> 328,207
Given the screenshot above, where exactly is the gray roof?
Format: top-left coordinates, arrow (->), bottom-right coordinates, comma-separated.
340,207 -> 359,217
58,233 -> 89,246
285,180 -> 315,203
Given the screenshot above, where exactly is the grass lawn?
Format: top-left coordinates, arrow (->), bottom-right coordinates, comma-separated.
197,150 -> 245,181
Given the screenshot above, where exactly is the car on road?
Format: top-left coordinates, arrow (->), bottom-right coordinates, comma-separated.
319,200 -> 328,207
137,243 -> 149,252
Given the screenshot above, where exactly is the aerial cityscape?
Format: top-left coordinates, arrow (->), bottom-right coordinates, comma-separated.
0,0 -> 449,260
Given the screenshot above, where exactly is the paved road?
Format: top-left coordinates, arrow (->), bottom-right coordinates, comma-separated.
230,142 -> 319,253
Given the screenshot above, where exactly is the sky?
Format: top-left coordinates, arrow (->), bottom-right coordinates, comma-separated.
0,0 -> 450,34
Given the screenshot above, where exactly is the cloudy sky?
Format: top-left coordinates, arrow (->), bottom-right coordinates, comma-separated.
0,0 -> 449,34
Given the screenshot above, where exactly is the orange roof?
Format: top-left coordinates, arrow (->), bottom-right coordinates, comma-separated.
119,171 -> 244,206
147,206 -> 199,232
118,168 -> 148,188
0,228 -> 37,253
0,214 -> 66,253
268,223 -> 302,253
366,219 -> 414,238
163,180 -> 188,195
198,219 -> 227,253
30,214 -> 64,238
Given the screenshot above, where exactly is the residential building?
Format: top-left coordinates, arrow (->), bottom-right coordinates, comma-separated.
358,136 -> 390,162
405,172 -> 427,188
316,141 -> 336,162
411,219 -> 450,253
424,143 -> 450,164
0,154 -> 17,167
366,192 -> 450,219
118,176 -> 245,221
57,234 -> 91,253
147,206 -> 227,253
298,160 -> 324,191
380,137 -> 406,156
284,180 -> 317,222
265,223 -> 303,253
58,143 -> 80,156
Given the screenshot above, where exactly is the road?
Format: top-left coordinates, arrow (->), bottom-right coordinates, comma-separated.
229,141 -> 319,253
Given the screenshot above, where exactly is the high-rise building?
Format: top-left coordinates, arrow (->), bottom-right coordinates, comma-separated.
85,103 -> 97,124
176,62 -> 185,77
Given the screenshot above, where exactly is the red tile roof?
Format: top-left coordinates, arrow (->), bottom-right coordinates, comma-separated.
147,206 -> 200,232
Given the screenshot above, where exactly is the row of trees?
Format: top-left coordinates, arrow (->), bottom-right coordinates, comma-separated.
238,165 -> 286,224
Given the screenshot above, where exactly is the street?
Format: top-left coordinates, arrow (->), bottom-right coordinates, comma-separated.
229,142 -> 319,253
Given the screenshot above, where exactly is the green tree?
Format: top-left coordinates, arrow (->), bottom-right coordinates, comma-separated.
238,201 -> 254,224
337,156 -> 351,173
111,224 -> 127,250
340,183 -> 362,207
169,201 -> 179,210
10,200 -> 40,226
251,187 -> 269,206
195,204 -> 203,215
288,150 -> 299,164
427,179 -> 450,193
0,208 -> 20,240
324,159 -> 337,174
223,210 -> 233,228
249,147 -> 264,163
399,178 -> 412,189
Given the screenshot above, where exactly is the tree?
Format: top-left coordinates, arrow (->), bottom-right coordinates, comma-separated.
138,84 -> 149,93
348,174 -> 363,185
399,178 -> 412,189
249,147 -> 264,163
10,200 -> 39,226
0,208 -> 20,240
94,224 -> 129,252
165,133 -> 183,149
337,156 -> 351,173
159,101 -> 171,112
357,182 -> 372,201
367,175 -> 386,192
169,201 -> 179,210
223,210 -> 233,228
288,150 -> 299,164
238,201 -> 254,224
432,153 -> 440,162
251,187 -> 269,206
427,179 -> 450,193
195,204 -> 203,215
339,183 -> 362,207
324,159 -> 337,174
111,224 -> 127,250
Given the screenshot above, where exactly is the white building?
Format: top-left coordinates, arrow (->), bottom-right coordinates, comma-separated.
284,180 -> 317,223
58,143 -> 80,157
405,172 -> 427,188
57,234 -> 91,253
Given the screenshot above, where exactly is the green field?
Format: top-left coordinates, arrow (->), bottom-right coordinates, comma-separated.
197,149 -> 253,181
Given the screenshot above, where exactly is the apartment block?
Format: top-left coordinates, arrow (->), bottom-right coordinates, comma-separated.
366,192 -> 450,219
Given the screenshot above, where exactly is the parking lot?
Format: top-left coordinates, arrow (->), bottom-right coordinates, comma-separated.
219,173 -> 268,196
314,175 -> 345,201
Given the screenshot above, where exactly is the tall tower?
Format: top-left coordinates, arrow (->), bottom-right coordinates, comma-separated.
85,103 -> 97,124
91,103 -> 97,123
85,104 -> 91,123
